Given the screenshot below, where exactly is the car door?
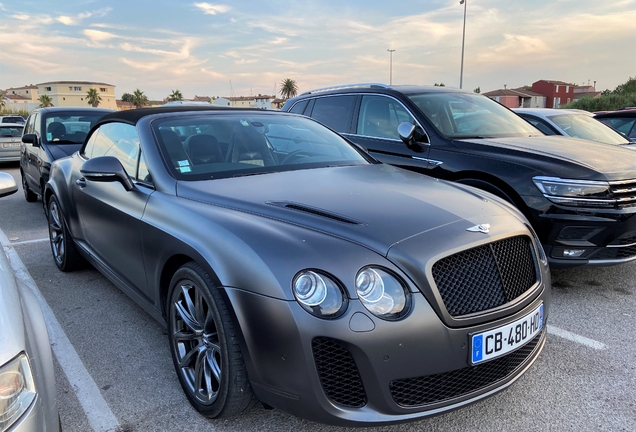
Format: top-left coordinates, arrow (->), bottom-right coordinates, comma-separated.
346,94 -> 432,171
73,122 -> 153,297
22,112 -> 41,190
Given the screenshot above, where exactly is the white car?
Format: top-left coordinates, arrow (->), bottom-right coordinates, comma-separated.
0,172 -> 60,432
514,108 -> 636,148
0,123 -> 24,162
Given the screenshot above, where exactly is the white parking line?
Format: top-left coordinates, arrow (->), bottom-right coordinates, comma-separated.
8,237 -> 50,245
548,325 -> 607,350
0,229 -> 121,432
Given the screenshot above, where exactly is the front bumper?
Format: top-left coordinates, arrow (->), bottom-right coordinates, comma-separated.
224,286 -> 549,427
522,195 -> 636,268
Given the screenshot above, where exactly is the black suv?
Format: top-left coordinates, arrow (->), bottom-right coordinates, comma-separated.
20,107 -> 113,208
283,84 -> 636,268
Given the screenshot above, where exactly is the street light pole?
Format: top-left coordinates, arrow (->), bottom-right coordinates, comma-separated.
387,49 -> 395,85
459,0 -> 467,89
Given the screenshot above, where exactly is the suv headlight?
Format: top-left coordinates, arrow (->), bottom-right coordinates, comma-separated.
355,267 -> 410,320
0,354 -> 36,432
292,270 -> 347,318
533,176 -> 613,207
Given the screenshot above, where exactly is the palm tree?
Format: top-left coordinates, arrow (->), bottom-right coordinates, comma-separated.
86,88 -> 102,107
38,94 -> 54,107
280,78 -> 298,100
167,89 -> 183,102
131,89 -> 149,109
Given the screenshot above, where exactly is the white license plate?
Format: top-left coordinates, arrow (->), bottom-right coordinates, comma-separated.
470,303 -> 543,365
2,142 -> 20,148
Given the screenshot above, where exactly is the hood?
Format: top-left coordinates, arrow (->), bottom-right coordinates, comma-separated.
47,143 -> 82,161
176,164 -> 518,255
458,135 -> 636,181
0,247 -> 26,365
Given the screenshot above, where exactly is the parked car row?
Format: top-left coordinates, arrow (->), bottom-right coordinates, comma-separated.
3,86 -> 634,427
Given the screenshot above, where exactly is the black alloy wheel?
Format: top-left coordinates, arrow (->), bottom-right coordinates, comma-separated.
167,262 -> 255,418
22,172 -> 37,202
47,195 -> 84,271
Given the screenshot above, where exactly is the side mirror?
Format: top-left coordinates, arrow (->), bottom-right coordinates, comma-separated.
398,122 -> 429,152
0,172 -> 18,198
22,133 -> 40,148
80,156 -> 134,192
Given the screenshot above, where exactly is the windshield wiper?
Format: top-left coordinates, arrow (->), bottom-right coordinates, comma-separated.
232,171 -> 277,178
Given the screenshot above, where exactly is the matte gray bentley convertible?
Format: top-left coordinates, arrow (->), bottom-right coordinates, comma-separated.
45,106 -> 550,426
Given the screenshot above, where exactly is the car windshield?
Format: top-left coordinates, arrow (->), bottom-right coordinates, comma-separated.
0,126 -> 23,137
548,113 -> 629,144
407,92 -> 541,139
2,117 -> 24,124
152,113 -> 371,180
44,113 -> 104,144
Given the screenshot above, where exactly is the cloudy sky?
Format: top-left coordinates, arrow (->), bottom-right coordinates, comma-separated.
1,0 -> 635,100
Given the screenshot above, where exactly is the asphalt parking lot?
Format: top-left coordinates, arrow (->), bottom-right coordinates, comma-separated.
0,162 -> 634,432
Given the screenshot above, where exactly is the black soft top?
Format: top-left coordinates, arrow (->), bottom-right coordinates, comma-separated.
95,105 -> 271,126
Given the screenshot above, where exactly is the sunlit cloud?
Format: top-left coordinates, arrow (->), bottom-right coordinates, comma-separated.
193,3 -> 230,15
84,29 -> 117,42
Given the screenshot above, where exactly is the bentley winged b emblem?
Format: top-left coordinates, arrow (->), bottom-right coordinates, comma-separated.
467,223 -> 490,234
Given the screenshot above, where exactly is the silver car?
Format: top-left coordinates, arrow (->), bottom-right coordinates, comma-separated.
0,123 -> 24,162
514,108 -> 636,148
0,172 -> 59,432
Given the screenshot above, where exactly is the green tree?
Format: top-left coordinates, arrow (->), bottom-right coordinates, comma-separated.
279,78 -> 298,100
612,77 -> 636,95
38,94 -> 54,107
0,94 -> 6,111
131,89 -> 149,109
86,88 -> 102,107
473,87 -> 481,94
167,89 -> 183,101
121,92 -> 134,102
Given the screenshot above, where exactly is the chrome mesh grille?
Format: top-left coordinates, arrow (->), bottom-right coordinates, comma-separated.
432,236 -> 538,316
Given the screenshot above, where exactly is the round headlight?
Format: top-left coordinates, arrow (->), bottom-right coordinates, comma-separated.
355,267 -> 409,319
294,271 -> 327,306
292,270 -> 346,318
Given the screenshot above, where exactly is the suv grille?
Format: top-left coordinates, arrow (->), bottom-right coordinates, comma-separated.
609,179 -> 636,208
312,338 -> 367,408
389,330 -> 544,407
432,236 -> 537,316
592,246 -> 636,260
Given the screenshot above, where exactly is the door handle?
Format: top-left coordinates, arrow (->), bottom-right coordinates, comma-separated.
75,178 -> 87,188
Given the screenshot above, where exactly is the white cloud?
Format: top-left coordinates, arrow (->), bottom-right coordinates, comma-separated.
193,3 -> 230,15
84,29 -> 117,43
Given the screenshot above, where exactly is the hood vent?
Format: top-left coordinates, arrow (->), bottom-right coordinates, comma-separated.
267,201 -> 365,225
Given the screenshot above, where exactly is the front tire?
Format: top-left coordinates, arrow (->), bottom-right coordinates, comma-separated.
167,262 -> 255,418
22,172 -> 37,202
48,195 -> 85,271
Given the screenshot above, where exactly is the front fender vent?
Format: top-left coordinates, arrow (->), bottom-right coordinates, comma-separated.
267,201 -> 365,225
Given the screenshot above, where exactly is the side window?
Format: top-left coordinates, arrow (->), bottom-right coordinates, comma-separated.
83,129 -> 101,158
85,122 -> 141,176
137,151 -> 151,183
288,100 -> 309,114
24,115 -> 36,135
356,95 -> 415,140
308,96 -> 356,133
